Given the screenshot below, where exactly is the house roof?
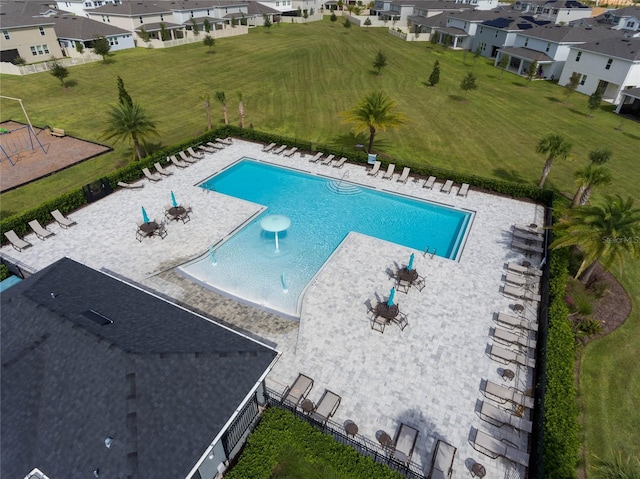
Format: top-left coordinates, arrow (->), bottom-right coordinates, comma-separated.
50,15 -> 131,40
134,21 -> 183,31
446,8 -> 515,22
434,25 -> 468,36
1,258 -> 278,479
498,46 -> 553,62
245,2 -> 280,16
606,6 -> 640,18
407,13 -> 446,26
92,1 -> 174,15
620,86 -> 640,99
482,15 -> 550,30
521,24 -> 626,43
0,1 -> 56,29
573,36 -> 640,61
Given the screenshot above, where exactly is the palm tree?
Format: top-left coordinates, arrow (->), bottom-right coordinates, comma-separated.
100,102 -> 159,160
551,195 -> 640,283
588,147 -> 612,165
237,91 -> 245,128
535,134 -> 572,188
572,164 -> 612,207
215,91 -> 228,125
200,93 -> 212,130
341,91 -> 406,153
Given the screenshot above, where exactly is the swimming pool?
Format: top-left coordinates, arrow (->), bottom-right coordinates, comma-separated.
179,159 -> 472,317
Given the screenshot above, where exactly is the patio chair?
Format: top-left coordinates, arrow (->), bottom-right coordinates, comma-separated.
371,314 -> 387,333
513,228 -> 544,243
320,154 -> 335,165
332,157 -> 347,168
382,163 -> 395,179
493,327 -> 537,349
28,220 -> 54,240
367,161 -> 381,176
427,439 -> 457,479
154,162 -> 173,177
392,423 -> 419,465
4,230 -> 32,252
423,176 -> 436,189
511,239 -> 544,255
207,141 -> 225,150
187,146 -> 205,159
397,167 -> 410,183
479,401 -> 533,433
198,144 -> 216,153
142,167 -> 162,182
170,155 -> 188,169
392,312 -> 409,331
503,284 -> 541,302
51,209 -> 76,229
282,373 -> 314,407
471,429 -> 530,467
440,179 -> 453,193
216,137 -> 233,145
483,380 -> 534,409
496,312 -> 538,332
308,152 -> 323,163
310,389 -> 341,425
118,181 -> 144,190
458,183 -> 469,197
179,151 -> 198,163
514,223 -> 543,235
507,262 -> 542,277
283,146 -> 298,157
489,344 -> 536,368
505,272 -> 540,288
273,145 -> 288,155
263,142 -> 277,152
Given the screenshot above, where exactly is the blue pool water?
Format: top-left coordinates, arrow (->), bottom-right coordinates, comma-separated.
180,159 -> 471,317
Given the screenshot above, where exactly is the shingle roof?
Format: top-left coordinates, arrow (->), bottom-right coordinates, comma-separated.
50,15 -> 131,40
619,86 -> 640,99
1,258 -> 278,479
574,36 -> 640,61
498,46 -> 553,61
521,24 -> 626,43
92,1 -> 174,15
0,1 -> 56,29
446,8 -> 515,22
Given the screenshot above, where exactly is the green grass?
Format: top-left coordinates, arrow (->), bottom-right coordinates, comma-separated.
1,19 -> 639,472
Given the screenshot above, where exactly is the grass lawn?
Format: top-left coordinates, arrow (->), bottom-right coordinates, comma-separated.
1,18 -> 639,472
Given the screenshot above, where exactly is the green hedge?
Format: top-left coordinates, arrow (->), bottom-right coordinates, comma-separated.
543,247 -> 580,479
225,407 -> 404,479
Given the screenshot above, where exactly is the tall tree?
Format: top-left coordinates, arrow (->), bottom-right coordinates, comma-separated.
343,18 -> 352,29
117,76 -> 133,107
215,91 -> 228,125
330,11 -> 337,24
564,72 -> 580,104
428,59 -> 440,86
92,35 -> 111,62
498,54 -> 509,75
203,35 -> 215,53
373,50 -> 387,75
159,23 -> 170,41
263,14 -> 272,30
49,60 -> 69,87
100,102 -> 159,160
588,147 -> 612,165
364,17 -> 372,29
190,18 -> 200,36
571,164 -> 612,207
201,93 -> 212,130
237,91 -> 245,128
587,89 -> 603,117
341,91 -> 406,153
551,195 -> 640,283
526,60 -> 538,84
459,72 -> 478,99
535,133 -> 572,188
203,18 -> 211,33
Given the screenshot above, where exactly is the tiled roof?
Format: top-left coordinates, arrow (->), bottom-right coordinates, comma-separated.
50,15 -> 131,40
574,36 -> 640,61
1,258 -> 278,479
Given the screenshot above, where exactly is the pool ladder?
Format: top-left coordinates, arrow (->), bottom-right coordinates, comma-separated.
423,246 -> 437,259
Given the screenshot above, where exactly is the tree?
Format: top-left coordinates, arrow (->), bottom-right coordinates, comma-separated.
535,133 -> 572,188
330,12 -> 337,24
571,164 -> 612,207
263,14 -> 272,30
190,18 -> 200,36
591,451 -> 640,479
364,17 -> 372,29
428,59 -> 440,86
100,102 -> 159,161
587,89 -> 603,117
117,76 -> 133,107
231,16 -> 238,27
526,60 -> 538,85
75,42 -> 84,54
49,60 -> 69,87
138,28 -> 151,44
203,35 -> 215,53
498,54 -> 509,75
564,72 -> 580,103
237,91 -> 245,128
203,18 -> 211,33
159,23 -> 170,41
430,31 -> 439,45
343,18 -> 352,29
341,91 -> 406,153
201,93 -> 212,130
92,35 -> 111,62
551,195 -> 640,283
459,72 -> 478,99
373,50 -> 387,75
588,147 -> 612,165
216,91 -> 229,125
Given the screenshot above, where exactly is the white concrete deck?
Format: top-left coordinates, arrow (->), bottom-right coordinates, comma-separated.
1,140 -> 544,479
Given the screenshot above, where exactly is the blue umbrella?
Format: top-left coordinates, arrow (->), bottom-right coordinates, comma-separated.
408,253 -> 415,271
141,206 -> 149,223
171,191 -> 178,208
387,287 -> 396,307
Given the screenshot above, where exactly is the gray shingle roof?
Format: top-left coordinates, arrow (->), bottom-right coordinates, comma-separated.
50,15 -> 131,40
520,24 -> 626,43
1,258 -> 278,479
92,1 -> 174,15
498,46 -> 553,61
574,36 -> 640,61
0,1 -> 56,29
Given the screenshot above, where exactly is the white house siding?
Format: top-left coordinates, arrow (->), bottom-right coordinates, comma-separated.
58,33 -> 135,55
512,35 -> 574,78
86,12 -> 169,31
473,26 -> 518,58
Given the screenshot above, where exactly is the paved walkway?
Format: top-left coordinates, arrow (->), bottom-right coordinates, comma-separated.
1,140 -> 544,479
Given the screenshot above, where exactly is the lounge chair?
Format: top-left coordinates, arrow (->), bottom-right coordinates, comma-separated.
367,160 -> 381,176
170,155 -> 188,169
118,181 -> 144,190
496,312 -> 538,332
489,344 -> 536,368
458,183 -> 469,197
207,141 -> 225,150
198,144 -> 216,153
283,146 -> 298,157
504,284 -> 541,302
51,209 -> 76,229
154,162 -> 173,177
28,220 -> 54,240
515,223 -> 543,235
511,240 -> 544,255
332,157 -> 347,168
480,401 -> 533,433
142,167 -> 162,182
273,145 -> 288,155
320,154 -> 335,165
263,142 -> 276,152
493,327 -> 537,349
216,137 -> 233,145
440,179 -> 453,193
282,373 -> 314,406
507,262 -> 542,277
505,272 -> 540,288
471,429 -> 530,467
179,151 -> 198,164
4,230 -> 32,251
397,167 -> 410,183
483,380 -> 534,409
393,423 -> 419,465
308,152 -> 323,163
382,163 -> 395,179
310,389 -> 341,425
428,440 -> 457,479
187,146 -> 205,159
423,176 -> 436,189
513,228 -> 544,243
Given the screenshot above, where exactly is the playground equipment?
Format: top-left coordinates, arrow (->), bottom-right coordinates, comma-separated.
0,96 -> 47,166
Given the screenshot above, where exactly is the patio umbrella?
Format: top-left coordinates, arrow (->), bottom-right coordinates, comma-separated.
141,206 -> 150,223
387,287 -> 396,307
171,191 -> 178,208
407,253 -> 415,271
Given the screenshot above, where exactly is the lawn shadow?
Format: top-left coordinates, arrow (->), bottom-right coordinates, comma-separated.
143,141 -> 164,156
62,79 -> 78,89
511,82 -> 526,88
332,132 -> 370,151
448,94 -> 466,102
622,131 -> 640,141
567,108 -> 587,117
492,167 -> 527,184
421,81 -> 433,87
545,96 -> 562,103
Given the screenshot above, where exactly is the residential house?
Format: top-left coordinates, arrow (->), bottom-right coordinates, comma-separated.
51,14 -> 135,56
615,86 -> 640,117
473,14 -> 551,58
557,36 -> 640,104
513,0 -> 592,25
55,0 -> 122,16
1,258 -> 279,479
431,9 -> 508,49
599,6 -> 640,31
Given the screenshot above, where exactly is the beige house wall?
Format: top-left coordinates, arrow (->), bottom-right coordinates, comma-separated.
1,24 -> 63,63
86,12 -> 168,31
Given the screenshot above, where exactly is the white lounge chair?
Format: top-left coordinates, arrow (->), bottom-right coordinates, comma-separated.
310,389 -> 341,425
51,209 -> 76,229
4,230 -> 32,251
320,154 -> 335,165
480,401 -> 533,433
515,223 -> 543,235
472,429 -> 530,467
308,152 -> 323,163
283,146 -> 298,157
393,423 -> 419,465
154,162 -> 173,177
198,144 -> 216,153
397,167 -> 410,183
423,176 -> 436,189
440,179 -> 453,193
458,183 -> 469,197
511,240 -> 544,255
496,312 -> 538,332
187,147 -> 205,159
263,142 -> 276,152
28,220 -> 54,240
142,167 -> 162,182
332,157 -> 347,168
504,284 -> 541,302
179,151 -> 198,164
505,272 -> 540,288
283,373 -> 314,406
428,440 -> 457,479
493,327 -> 537,349
489,344 -> 536,368
367,161 -> 381,176
207,141 -> 225,150
118,181 -> 144,190
273,145 -> 288,155
507,262 -> 542,277
513,228 -> 544,243
382,163 -> 395,179
169,155 -> 188,169
216,137 -> 233,145
483,380 -> 535,409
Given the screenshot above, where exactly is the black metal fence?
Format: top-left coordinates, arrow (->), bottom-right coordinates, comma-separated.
222,393 -> 260,457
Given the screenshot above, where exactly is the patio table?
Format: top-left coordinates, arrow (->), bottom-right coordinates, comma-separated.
376,302 -> 399,320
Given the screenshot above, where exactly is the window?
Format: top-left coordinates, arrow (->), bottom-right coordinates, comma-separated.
479,27 -> 483,33
139,16 -> 143,23
545,42 -> 550,52
30,44 -> 49,56
207,9 -> 210,15
495,31 -> 498,38
606,58 -> 612,70
160,14 -> 164,21
39,26 -> 45,36
84,2 -> 92,6
576,51 -> 581,62
626,21 -> 635,28
580,74 -> 587,85
108,36 -> 119,46
2,30 -> 9,40
524,37 -> 528,46
552,8 -> 558,14
31,46 -> 37,55
276,1 -> 279,5
190,10 -> 194,17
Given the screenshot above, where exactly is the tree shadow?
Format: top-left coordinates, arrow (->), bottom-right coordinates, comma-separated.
492,167 -> 527,184
546,96 -> 562,103
448,94 -> 466,102
64,79 -> 78,88
567,108 -> 587,116
622,131 -> 640,141
101,57 -> 116,65
332,131 -> 370,151
143,141 -> 164,156
421,81 -> 433,87
511,82 -> 526,88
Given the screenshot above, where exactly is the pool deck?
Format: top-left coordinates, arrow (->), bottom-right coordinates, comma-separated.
1,140 -> 544,479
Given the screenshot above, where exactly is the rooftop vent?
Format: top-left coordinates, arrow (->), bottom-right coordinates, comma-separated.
83,310 -> 114,326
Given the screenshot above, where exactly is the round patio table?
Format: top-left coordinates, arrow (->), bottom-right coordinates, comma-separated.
345,422 -> 358,438
502,369 -> 515,381
471,462 -> 486,478
398,267 -> 418,282
301,399 -> 314,414
378,432 -> 393,448
376,303 -> 399,320
140,222 -> 159,234
168,206 -> 186,219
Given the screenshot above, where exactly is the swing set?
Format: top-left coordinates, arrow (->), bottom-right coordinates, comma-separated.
0,96 -> 47,166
